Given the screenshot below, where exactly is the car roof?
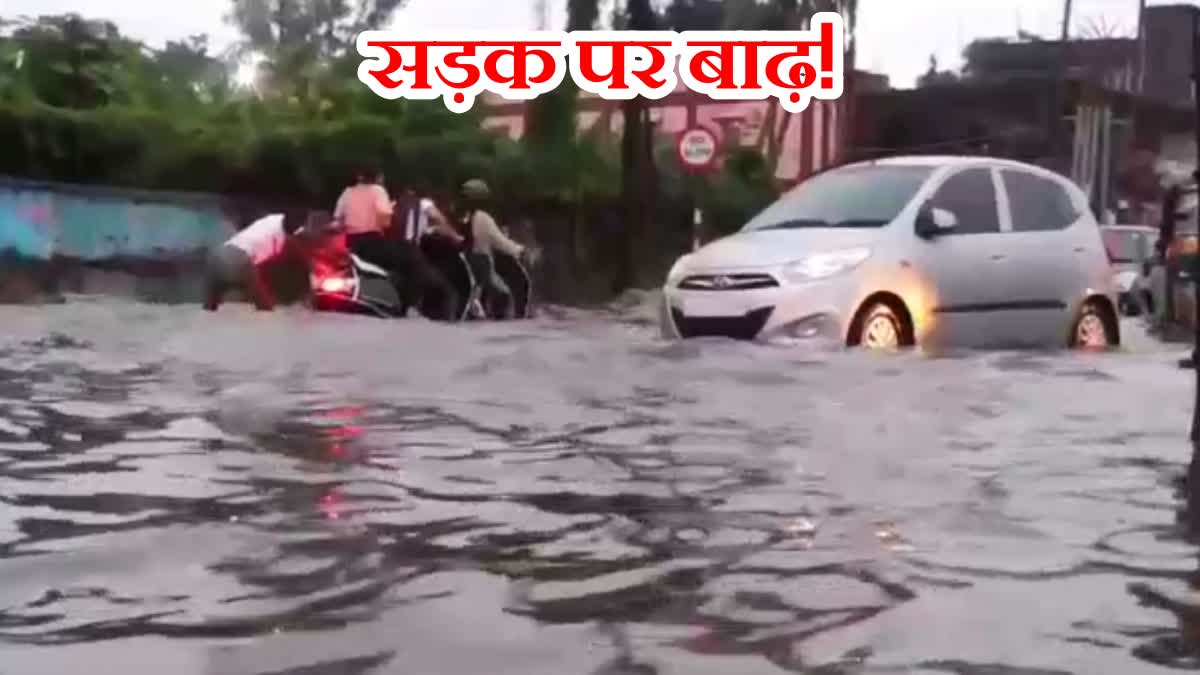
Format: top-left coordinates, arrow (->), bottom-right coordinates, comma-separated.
846,155 -> 1049,172
832,155 -> 1079,191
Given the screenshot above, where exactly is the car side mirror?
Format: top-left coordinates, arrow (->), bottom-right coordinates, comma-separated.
915,204 -> 958,238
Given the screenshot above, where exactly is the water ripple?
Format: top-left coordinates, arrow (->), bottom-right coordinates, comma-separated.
0,300 -> 1192,673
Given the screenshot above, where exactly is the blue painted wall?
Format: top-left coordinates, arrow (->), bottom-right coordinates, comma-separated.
0,178 -> 235,261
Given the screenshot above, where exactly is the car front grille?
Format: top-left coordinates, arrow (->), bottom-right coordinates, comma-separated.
672,306 -> 773,340
678,273 -> 779,291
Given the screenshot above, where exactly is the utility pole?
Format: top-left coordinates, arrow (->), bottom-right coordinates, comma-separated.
1188,6 -> 1200,519
1136,0 -> 1147,95
1049,0 -> 1074,168
1129,0 -> 1146,225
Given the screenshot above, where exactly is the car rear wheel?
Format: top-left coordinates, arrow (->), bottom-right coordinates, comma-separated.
856,303 -> 906,350
1072,301 -> 1114,350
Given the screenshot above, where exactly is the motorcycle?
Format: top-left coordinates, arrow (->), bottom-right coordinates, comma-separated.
305,228 -> 533,321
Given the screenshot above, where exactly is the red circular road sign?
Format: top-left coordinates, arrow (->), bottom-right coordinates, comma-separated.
677,126 -> 719,173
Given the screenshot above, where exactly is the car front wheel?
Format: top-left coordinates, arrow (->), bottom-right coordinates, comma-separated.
1072,301 -> 1115,350
854,303 -> 909,350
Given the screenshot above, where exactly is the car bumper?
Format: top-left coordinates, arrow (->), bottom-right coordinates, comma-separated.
660,277 -> 857,342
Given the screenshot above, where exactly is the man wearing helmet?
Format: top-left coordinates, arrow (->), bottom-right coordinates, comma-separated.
459,178 -> 532,318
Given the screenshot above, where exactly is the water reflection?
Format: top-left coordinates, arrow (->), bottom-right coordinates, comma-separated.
0,303 -> 1193,672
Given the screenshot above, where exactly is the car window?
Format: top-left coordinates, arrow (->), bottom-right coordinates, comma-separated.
1102,230 -> 1143,263
741,165 -> 934,232
1002,169 -> 1079,232
926,168 -> 1000,234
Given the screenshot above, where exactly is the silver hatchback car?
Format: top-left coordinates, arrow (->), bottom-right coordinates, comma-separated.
661,156 -> 1120,350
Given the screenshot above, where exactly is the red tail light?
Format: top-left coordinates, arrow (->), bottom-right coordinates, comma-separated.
306,231 -> 356,295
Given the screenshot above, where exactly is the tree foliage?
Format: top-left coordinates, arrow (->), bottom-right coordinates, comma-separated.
227,0 -> 407,59
0,9 -> 515,206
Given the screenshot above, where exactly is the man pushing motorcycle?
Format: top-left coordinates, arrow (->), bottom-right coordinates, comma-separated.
458,179 -> 539,319
390,183 -> 464,321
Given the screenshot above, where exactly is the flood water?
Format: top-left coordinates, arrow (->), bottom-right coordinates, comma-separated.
0,297 -> 1197,674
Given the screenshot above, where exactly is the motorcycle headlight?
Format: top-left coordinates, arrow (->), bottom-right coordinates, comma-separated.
316,275 -> 356,294
667,255 -> 692,285
782,248 -> 872,283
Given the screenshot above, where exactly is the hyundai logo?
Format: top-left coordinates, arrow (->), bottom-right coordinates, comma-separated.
712,275 -> 733,288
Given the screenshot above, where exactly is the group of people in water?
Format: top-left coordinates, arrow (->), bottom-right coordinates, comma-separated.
202,165 -> 536,320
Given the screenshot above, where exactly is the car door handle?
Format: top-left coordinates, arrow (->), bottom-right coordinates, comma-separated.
990,254 -> 1006,261
1074,246 -> 1085,253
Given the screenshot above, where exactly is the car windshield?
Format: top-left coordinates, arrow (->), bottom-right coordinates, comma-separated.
742,164 -> 935,232
1102,229 -> 1145,263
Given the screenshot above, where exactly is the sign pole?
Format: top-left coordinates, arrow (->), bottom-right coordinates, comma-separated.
677,126 -> 719,253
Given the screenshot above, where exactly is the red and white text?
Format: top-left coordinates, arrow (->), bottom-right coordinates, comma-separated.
355,13 -> 845,113
356,31 -> 570,113
677,12 -> 845,112
566,31 -> 680,101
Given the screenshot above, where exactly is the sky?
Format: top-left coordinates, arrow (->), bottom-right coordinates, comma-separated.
0,0 -> 1176,88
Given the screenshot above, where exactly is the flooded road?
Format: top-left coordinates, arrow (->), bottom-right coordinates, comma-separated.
0,297 -> 1196,674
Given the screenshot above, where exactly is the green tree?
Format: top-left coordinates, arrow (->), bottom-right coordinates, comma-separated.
663,0 -> 725,30
0,21 -> 36,104
153,36 -> 231,105
227,0 -> 409,103
524,0 -> 602,146
228,0 -> 409,59
4,14 -> 139,109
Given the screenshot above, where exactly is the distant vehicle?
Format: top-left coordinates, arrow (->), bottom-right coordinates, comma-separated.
1100,224 -> 1156,316
660,156 -> 1121,350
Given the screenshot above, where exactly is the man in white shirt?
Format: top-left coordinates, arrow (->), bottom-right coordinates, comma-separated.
390,185 -> 464,320
203,209 -> 306,311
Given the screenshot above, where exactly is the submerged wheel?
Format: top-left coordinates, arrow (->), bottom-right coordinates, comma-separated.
852,302 -> 911,350
1072,301 -> 1115,350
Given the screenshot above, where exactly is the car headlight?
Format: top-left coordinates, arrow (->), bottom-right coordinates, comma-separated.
667,255 -> 692,285
782,248 -> 871,282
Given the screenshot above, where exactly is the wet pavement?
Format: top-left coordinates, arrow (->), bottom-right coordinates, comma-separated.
0,297 -> 1197,674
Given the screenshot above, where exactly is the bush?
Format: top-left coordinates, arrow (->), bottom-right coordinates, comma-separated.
0,99 -> 643,213
0,97 -> 778,228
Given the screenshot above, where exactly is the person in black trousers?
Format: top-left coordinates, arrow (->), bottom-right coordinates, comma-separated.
389,186 -> 465,321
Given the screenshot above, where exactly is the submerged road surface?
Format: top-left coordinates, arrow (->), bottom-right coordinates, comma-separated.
0,297 -> 1196,674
